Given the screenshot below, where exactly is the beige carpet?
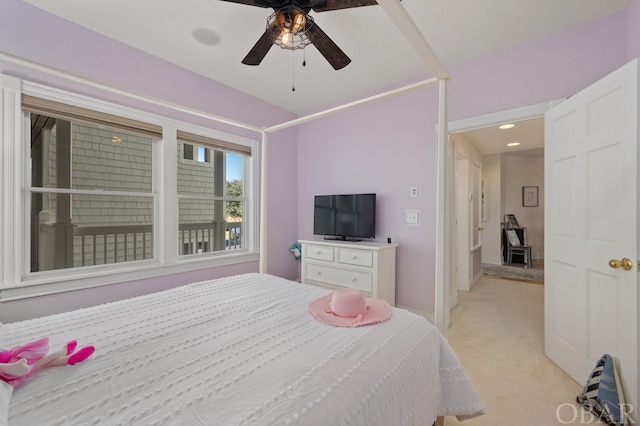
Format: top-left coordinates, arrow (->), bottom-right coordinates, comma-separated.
444,276 -> 600,425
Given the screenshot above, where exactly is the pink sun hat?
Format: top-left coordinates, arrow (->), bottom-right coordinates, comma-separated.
307,288 -> 392,327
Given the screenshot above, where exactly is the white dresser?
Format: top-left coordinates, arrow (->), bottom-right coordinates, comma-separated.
299,239 -> 398,306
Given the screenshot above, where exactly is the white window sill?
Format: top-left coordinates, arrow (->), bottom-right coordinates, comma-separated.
0,251 -> 259,302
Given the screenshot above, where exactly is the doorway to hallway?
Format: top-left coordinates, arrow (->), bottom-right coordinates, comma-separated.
448,104 -> 549,312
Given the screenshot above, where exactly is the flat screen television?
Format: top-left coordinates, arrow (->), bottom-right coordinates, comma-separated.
313,193 -> 376,241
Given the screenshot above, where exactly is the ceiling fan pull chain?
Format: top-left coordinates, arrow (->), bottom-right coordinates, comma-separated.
292,48 -> 296,91
303,48 -> 306,67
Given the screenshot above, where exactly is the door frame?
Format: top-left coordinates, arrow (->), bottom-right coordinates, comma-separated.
451,144 -> 483,298
453,149 -> 471,297
443,100 -> 561,318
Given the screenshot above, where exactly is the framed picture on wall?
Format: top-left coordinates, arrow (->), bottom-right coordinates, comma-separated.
522,186 -> 538,207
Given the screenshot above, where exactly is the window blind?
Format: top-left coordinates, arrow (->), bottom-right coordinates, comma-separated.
22,95 -> 163,139
177,130 -> 251,156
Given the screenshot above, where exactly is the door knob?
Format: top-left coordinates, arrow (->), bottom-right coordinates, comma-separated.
608,258 -> 633,271
477,226 -> 485,231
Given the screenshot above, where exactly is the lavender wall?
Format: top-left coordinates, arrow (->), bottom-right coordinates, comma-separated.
297,11 -> 631,314
263,126 -> 300,280
629,0 -> 640,60
0,0 -> 299,321
296,90 -> 438,313
448,12 -> 629,121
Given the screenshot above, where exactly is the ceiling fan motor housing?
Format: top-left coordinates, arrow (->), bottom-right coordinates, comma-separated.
268,6 -> 314,49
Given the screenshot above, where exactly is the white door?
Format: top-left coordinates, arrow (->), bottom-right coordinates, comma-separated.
545,59 -> 638,420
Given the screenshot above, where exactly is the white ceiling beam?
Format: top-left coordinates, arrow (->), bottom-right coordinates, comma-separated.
376,0 -> 450,80
265,77 -> 438,133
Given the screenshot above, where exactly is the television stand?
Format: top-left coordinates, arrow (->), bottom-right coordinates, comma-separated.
298,239 -> 398,306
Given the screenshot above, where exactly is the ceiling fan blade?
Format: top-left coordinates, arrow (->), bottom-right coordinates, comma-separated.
242,30 -> 275,65
218,0 -> 272,8
311,0 -> 378,12
306,23 -> 351,70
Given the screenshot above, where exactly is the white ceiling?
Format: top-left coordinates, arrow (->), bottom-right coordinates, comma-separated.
22,0 -> 630,115
456,117 -> 544,156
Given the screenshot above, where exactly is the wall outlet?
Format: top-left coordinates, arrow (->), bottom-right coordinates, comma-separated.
410,187 -> 418,198
405,209 -> 420,225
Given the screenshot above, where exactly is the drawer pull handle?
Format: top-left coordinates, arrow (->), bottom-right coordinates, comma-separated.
352,277 -> 357,282
352,255 -> 357,259
317,251 -> 322,255
316,271 -> 322,275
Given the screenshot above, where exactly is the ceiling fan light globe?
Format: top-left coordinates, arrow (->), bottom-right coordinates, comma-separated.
281,30 -> 292,46
292,12 -> 306,33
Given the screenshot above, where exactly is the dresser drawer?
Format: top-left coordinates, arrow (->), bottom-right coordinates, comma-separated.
304,244 -> 334,261
305,263 -> 372,293
336,248 -> 373,267
299,240 -> 397,306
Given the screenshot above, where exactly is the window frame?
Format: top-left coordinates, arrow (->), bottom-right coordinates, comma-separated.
176,132 -> 251,257
0,77 -> 259,301
180,142 -> 213,166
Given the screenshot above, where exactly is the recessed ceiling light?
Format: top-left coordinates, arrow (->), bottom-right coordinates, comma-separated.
507,142 -> 520,147
192,28 -> 222,46
499,123 -> 515,130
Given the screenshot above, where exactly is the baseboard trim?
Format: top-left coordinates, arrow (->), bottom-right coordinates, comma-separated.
449,293 -> 458,310
397,305 -> 435,324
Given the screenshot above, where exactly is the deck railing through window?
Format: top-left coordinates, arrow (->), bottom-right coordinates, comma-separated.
73,221 -> 242,266
73,224 -> 153,267
178,221 -> 242,254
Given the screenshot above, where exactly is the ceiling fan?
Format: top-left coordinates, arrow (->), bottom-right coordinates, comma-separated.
220,0 -> 379,70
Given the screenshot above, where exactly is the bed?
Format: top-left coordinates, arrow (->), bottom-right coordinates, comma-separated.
1,273 -> 484,425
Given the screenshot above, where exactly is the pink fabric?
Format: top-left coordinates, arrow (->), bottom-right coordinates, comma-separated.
67,346 -> 95,365
0,338 -> 95,384
328,288 -> 368,317
1,338 -> 49,366
307,288 -> 392,328
0,338 -> 49,382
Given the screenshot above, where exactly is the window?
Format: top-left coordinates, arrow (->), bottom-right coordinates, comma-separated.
24,96 -> 160,273
0,78 -> 258,298
177,131 -> 249,256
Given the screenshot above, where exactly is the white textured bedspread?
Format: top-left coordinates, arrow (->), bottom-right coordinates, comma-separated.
2,273 -> 484,425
